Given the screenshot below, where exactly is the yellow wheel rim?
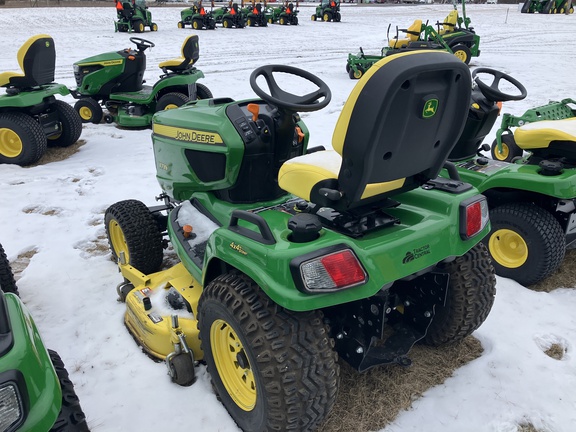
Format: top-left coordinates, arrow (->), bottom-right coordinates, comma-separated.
178,22 -> 183,28
489,228 -> 528,268
353,70 -> 363,79
193,22 -> 199,29
0,128 -> 23,158
493,143 -> 510,161
164,104 -> 179,110
453,50 -> 467,63
323,13 -> 329,21
108,219 -> 130,263
79,106 -> 93,121
224,20 -> 229,27
211,319 -> 256,411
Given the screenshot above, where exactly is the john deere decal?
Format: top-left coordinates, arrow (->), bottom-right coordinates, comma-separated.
422,99 -> 439,119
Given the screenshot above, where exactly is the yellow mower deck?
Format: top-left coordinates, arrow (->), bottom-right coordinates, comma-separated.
120,262 -> 204,362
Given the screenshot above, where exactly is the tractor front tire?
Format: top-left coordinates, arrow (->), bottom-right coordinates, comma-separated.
424,243 -> 496,346
151,22 -> 158,31
198,273 -> 339,432
349,67 -> 363,80
490,133 -> 522,163
196,83 -> 214,100
279,16 -> 286,25
47,101 -> 82,148
452,44 -> 472,65
156,92 -> 189,112
0,112 -> 47,166
75,98 -> 103,124
311,13 -> 317,21
193,18 -> 202,29
223,17 -> 231,28
485,203 -> 565,286
334,12 -> 341,22
323,12 -> 332,21
49,349 -> 90,432
133,20 -> 144,33
0,243 -> 18,295
178,20 -> 184,28
104,199 -> 164,274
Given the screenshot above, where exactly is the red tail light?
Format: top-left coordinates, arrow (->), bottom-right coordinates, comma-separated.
299,249 -> 367,292
460,196 -> 489,240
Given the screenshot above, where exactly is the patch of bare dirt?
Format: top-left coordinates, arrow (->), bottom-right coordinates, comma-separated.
531,249 -> 576,292
29,139 -> 86,167
319,337 -> 483,432
10,249 -> 38,281
544,343 -> 566,361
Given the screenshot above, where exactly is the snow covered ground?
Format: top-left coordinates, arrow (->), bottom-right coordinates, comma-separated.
1,3 -> 575,431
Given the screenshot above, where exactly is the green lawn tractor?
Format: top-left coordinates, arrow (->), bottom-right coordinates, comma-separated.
445,68 -> 576,286
0,242 -> 89,431
212,1 -> 246,28
178,0 -> 216,30
312,0 -> 340,22
243,1 -> 268,27
347,4 -> 480,80
0,34 -> 82,166
104,51 -> 496,431
521,0 -> 574,13
71,36 -> 212,128
266,0 -> 299,25
115,0 -> 158,33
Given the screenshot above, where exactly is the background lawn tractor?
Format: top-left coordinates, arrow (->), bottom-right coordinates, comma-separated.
0,242 -> 89,431
105,52 -> 496,431
347,3 -> 480,80
521,0 -> 574,13
0,34 -> 82,166
312,0 -> 340,22
212,1 -> 246,28
266,0 -> 299,25
72,36 -> 212,128
115,0 -> 158,33
243,0 -> 268,27
446,69 -> 576,286
178,0 -> 216,30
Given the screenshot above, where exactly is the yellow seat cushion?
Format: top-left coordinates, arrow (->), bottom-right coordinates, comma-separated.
439,10 -> 458,35
515,118 -> 576,150
278,150 -> 341,201
159,57 -> 185,69
389,19 -> 422,49
0,72 -> 23,88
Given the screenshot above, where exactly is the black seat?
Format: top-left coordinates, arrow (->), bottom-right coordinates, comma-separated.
0,34 -> 56,89
158,35 -> 200,73
278,51 -> 472,211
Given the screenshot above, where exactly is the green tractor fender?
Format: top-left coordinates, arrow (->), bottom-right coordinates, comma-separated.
457,162 -> 576,199
1,292 -> 62,431
0,83 -> 70,109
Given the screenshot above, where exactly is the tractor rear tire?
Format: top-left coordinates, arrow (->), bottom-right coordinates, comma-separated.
74,98 -> 103,124
0,112 -> 47,166
196,83 -> 213,100
0,243 -> 18,295
156,92 -> 189,112
223,17 -> 232,28
104,199 -> 164,274
198,273 -> 339,432
490,133 -> 522,163
47,101 -> 82,148
484,203 -> 565,286
451,44 -> 471,65
49,349 -> 90,432
424,243 -> 496,346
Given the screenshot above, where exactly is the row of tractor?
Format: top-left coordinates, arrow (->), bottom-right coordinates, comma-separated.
521,0 -> 574,13
2,4 -> 576,432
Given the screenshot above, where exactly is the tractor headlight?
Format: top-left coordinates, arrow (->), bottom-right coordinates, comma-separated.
0,382 -> 23,432
292,246 -> 368,293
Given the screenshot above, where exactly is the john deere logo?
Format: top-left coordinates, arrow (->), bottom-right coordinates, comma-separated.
422,99 -> 438,118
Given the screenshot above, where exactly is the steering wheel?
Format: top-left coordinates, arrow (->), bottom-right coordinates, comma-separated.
472,68 -> 527,102
249,65 -> 331,112
129,37 -> 155,52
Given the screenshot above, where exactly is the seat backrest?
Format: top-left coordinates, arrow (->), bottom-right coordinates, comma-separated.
9,34 -> 56,88
406,19 -> 423,41
181,35 -> 199,67
330,50 -> 471,208
442,10 -> 458,32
